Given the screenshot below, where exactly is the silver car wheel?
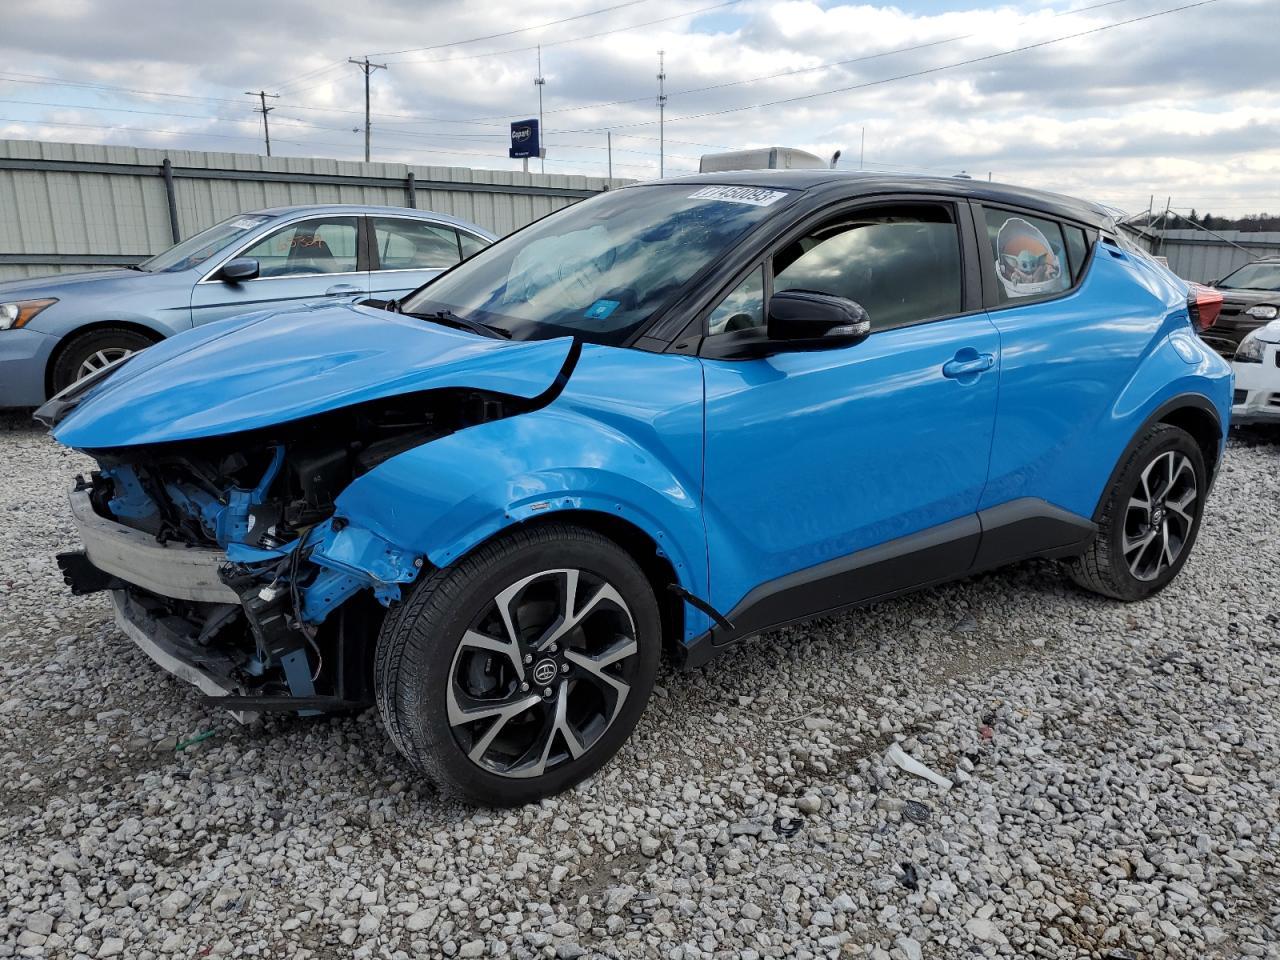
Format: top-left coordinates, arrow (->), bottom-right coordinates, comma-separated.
76,347 -> 135,381
1122,450 -> 1198,582
446,568 -> 638,779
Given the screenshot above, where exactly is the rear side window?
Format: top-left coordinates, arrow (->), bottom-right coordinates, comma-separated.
1063,225 -> 1091,281
459,232 -> 489,259
772,203 -> 963,332
983,208 -> 1071,303
373,218 -> 461,270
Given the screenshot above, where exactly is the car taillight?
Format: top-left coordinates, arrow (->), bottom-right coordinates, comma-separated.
1187,283 -> 1223,331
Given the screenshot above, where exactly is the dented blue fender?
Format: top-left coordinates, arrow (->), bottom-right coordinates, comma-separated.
331,344 -> 713,639
52,301 -> 574,448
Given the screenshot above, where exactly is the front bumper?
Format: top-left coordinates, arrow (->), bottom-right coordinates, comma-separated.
0,327 -> 57,407
109,590 -> 258,724
1231,353 -> 1280,424
69,488 -> 236,603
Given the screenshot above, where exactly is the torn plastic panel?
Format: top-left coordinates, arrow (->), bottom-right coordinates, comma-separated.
60,340 -> 587,716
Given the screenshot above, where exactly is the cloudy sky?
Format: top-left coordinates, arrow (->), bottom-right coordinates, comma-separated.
1,0 -> 1275,217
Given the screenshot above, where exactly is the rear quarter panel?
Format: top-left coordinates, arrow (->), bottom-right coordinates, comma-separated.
980,243 -> 1232,519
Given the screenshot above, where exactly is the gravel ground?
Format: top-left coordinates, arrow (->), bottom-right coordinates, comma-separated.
1,410 -> 1278,960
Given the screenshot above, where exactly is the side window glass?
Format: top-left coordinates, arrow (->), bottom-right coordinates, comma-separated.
1064,225 -> 1091,281
241,217 -> 358,278
772,204 -> 962,332
707,267 -> 766,336
983,208 -> 1071,302
372,218 -> 461,270
459,232 -> 489,259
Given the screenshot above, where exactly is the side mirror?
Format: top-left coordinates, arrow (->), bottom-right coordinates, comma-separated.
220,257 -> 260,283
767,290 -> 871,349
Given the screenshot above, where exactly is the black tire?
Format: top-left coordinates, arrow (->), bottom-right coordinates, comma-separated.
1068,423 -> 1207,601
375,523 -> 661,806
50,327 -> 155,395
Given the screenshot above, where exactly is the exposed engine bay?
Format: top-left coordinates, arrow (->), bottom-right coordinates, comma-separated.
58,387 -> 529,713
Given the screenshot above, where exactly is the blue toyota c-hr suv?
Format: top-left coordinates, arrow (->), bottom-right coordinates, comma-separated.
42,170 -> 1232,805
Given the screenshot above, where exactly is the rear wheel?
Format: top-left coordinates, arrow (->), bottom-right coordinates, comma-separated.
50,327 -> 154,394
1068,423 -> 1206,600
375,523 -> 661,805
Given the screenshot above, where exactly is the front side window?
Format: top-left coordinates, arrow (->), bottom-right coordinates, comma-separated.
708,267 -> 766,335
373,218 -> 460,270
1217,262 -> 1280,291
773,203 -> 963,331
983,208 -> 1071,302
140,214 -> 271,273
240,217 -> 359,278
399,184 -> 794,344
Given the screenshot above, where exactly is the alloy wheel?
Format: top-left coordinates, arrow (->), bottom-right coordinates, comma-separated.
76,347 -> 134,381
1122,450 -> 1198,582
446,568 -> 639,779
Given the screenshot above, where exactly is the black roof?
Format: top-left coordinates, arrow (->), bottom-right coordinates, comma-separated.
641,169 -> 1114,230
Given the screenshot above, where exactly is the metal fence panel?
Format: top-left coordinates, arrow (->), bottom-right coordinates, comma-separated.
1152,230 -> 1280,283
0,138 -> 629,281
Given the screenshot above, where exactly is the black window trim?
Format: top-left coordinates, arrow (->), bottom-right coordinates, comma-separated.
695,193 -> 984,360
972,200 -> 1098,313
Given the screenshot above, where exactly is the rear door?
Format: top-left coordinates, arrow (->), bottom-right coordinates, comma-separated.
699,196 -> 1001,627
970,202 -> 1123,518
367,216 -> 477,301
189,215 -> 365,326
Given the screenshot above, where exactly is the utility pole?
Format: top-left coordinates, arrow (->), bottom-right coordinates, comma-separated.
607,131 -> 612,179
348,56 -> 387,162
246,90 -> 279,157
859,126 -> 864,170
657,51 -> 667,178
533,46 -> 546,174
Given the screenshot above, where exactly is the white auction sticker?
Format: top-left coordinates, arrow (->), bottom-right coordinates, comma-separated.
687,186 -> 789,207
232,217 -> 269,230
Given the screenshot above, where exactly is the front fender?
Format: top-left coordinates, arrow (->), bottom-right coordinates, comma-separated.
334,348 -> 710,638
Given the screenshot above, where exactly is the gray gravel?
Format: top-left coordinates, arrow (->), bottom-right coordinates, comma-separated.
2,409 -> 1278,960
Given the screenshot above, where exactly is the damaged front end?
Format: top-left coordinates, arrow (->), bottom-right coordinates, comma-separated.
57,387 -> 528,718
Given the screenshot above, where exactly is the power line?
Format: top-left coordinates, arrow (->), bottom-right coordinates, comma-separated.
558,0 -> 1221,133
380,0 -> 742,65
368,0 -> 649,57
0,0 -> 1144,136
452,0 -> 1140,123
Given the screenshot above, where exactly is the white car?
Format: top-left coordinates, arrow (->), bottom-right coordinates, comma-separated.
1231,319 -> 1280,424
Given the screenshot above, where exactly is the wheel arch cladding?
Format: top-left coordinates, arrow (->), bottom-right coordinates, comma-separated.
1157,401 -> 1222,477
331,405 -> 711,641
1091,391 -> 1226,523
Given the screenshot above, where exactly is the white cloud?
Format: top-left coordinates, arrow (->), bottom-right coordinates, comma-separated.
0,0 -> 1274,215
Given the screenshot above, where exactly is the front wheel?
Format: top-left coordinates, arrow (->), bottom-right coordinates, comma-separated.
50,327 -> 154,394
1068,423 -> 1207,601
375,523 -> 661,805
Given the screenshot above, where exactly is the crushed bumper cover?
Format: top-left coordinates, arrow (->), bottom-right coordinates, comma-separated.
69,488 -> 237,603
109,589 -> 259,724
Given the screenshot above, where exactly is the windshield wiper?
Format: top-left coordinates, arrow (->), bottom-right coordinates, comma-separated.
124,263 -> 146,271
409,309 -> 511,340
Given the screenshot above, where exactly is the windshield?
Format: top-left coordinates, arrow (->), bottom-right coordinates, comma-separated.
400,184 -> 794,344
1217,262 -> 1280,291
138,214 -> 274,273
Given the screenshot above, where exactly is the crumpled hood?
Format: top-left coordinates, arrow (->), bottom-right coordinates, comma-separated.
53,301 -> 574,449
